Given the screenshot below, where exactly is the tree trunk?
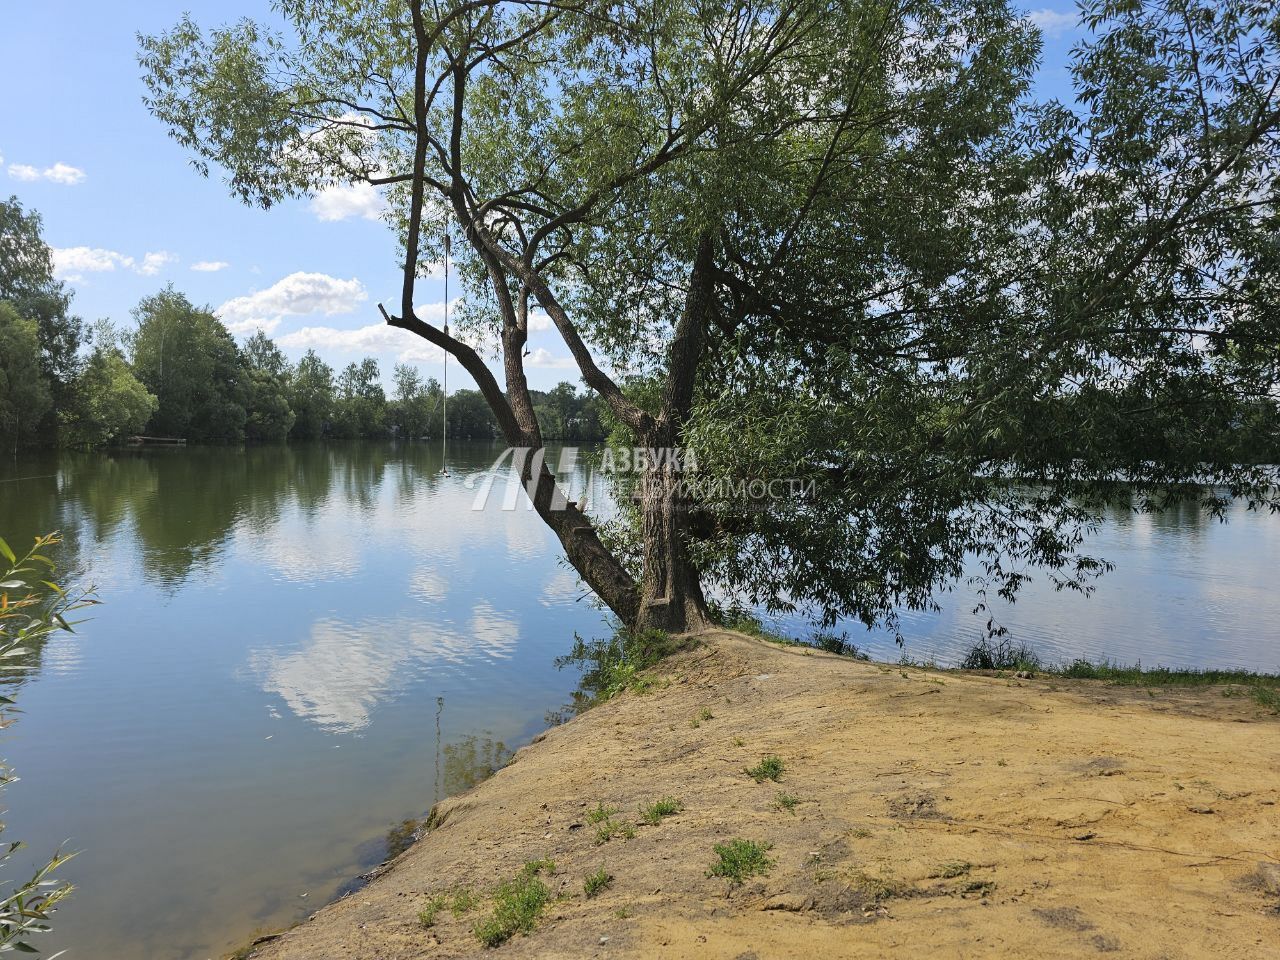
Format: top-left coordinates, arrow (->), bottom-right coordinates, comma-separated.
632,233 -> 716,634
634,457 -> 711,632
523,451 -> 641,626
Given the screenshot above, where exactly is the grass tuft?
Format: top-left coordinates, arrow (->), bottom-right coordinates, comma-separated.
809,631 -> 871,659
708,838 -> 774,884
1252,685 -> 1280,713
418,894 -> 447,929
639,796 -> 683,826
473,861 -> 554,948
773,792 -> 801,813
930,861 -> 972,879
960,638 -> 1041,672
593,817 -> 635,845
551,628 -> 684,718
451,887 -> 479,916
583,867 -> 613,898
745,755 -> 785,782
586,802 -> 617,825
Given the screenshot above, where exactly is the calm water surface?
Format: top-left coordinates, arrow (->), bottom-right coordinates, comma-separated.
0,442 -> 1277,959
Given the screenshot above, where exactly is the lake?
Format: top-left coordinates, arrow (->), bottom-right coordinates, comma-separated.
0,441 -> 1277,959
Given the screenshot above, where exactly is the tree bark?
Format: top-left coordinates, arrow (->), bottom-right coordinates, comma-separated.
633,459 -> 711,632
632,233 -> 716,634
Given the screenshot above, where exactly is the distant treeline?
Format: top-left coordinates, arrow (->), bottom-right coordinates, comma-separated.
0,196 -> 606,448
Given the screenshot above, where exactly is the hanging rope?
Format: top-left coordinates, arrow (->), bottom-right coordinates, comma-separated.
441,234 -> 450,475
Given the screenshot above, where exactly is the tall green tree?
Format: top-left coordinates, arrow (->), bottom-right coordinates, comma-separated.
447,388 -> 499,439
240,330 -> 296,440
332,357 -> 387,438
288,349 -> 336,439
63,342 -> 158,447
0,302 -> 52,452
0,197 -> 82,424
390,362 -> 432,438
142,0 -> 1280,635
130,287 -> 247,440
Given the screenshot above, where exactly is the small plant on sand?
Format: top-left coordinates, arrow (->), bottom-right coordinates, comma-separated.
473,861 -> 555,947
745,755 -> 785,782
709,839 -> 774,884
961,638 -> 1041,672
809,632 -> 871,660
586,802 -> 617,824
593,817 -> 636,845
774,792 -> 801,813
1252,686 -> 1280,713
930,861 -> 972,879
552,628 -> 683,716
583,867 -> 613,898
639,796 -> 683,826
419,894 -> 447,928
451,887 -> 479,916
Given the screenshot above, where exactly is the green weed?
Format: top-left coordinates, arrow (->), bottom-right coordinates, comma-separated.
745,755 -> 785,782
473,861 -> 555,948
586,802 -> 617,825
708,839 -> 774,884
639,796 -> 683,826
418,894 -> 447,929
773,792 -> 801,813
583,867 -> 613,898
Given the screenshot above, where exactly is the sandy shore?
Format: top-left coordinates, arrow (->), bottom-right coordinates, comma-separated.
243,630 -> 1279,959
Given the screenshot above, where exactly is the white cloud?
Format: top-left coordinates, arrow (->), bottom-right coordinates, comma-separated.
137,251 -> 178,276
191,260 -> 229,273
52,246 -> 134,276
528,311 -> 554,332
43,162 -> 86,185
7,161 -> 85,185
1026,8 -> 1077,37
277,319 -> 446,364
216,271 -> 368,336
310,182 -> 385,222
526,347 -> 576,369
52,246 -> 177,280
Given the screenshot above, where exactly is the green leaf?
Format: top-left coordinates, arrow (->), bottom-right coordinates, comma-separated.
0,538 -> 14,565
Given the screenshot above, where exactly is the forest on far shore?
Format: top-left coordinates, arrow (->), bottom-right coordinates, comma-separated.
0,196 -> 607,449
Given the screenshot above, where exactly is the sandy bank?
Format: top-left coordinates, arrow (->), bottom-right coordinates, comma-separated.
244,630 -> 1279,959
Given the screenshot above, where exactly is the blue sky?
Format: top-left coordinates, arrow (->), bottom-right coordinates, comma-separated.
1,2 -> 1081,393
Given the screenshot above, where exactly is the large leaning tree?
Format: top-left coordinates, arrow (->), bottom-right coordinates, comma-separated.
141,0 -> 1279,637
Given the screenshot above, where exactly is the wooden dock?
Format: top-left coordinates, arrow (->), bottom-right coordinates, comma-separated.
126,436 -> 187,446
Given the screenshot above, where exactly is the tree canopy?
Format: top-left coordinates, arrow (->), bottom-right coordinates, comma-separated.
140,0 -> 1280,634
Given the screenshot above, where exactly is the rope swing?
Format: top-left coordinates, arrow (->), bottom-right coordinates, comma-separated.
441,234 -> 450,476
